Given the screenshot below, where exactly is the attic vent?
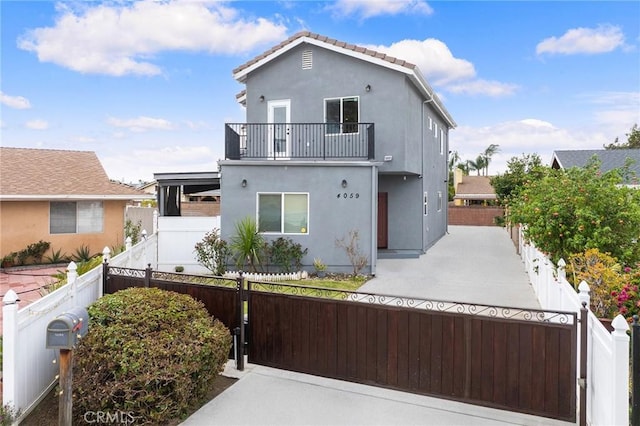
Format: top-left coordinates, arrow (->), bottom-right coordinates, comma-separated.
302,50 -> 312,70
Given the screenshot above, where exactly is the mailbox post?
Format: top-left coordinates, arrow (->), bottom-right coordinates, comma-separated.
46,307 -> 89,426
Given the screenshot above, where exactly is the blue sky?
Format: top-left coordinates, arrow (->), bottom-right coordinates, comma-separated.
2,1 -> 639,183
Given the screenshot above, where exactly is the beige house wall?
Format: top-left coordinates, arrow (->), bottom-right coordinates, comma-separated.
0,200 -> 128,259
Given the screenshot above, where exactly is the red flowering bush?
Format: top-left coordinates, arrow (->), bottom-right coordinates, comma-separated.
613,263 -> 640,321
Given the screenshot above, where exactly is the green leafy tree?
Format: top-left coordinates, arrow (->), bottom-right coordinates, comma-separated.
194,228 -> 231,276
510,158 -> 640,264
604,123 -> 640,149
491,153 -> 547,205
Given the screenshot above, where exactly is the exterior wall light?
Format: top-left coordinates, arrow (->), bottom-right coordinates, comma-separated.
365,84 -> 371,92
242,179 -> 247,188
341,179 -> 348,188
259,95 -> 265,102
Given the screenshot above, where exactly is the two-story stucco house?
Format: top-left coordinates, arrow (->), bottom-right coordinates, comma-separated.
219,32 -> 456,275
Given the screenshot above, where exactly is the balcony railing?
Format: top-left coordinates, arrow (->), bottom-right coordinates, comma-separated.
225,123 -> 375,160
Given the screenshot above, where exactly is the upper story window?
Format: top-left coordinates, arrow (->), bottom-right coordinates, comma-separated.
50,201 -> 103,234
258,193 -> 309,234
325,96 -> 359,134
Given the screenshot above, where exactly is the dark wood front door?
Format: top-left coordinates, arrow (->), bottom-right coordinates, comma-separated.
378,192 -> 388,248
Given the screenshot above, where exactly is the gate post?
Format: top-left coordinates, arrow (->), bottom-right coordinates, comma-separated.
236,272 -> 245,371
579,302 -> 588,426
144,263 -> 152,288
632,316 -> 639,426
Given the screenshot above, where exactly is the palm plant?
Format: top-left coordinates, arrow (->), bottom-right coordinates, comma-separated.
230,216 -> 264,272
482,144 -> 500,176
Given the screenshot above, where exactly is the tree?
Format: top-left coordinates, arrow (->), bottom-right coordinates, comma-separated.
467,156 -> 487,176
491,153 -> 546,205
481,144 -> 500,176
510,158 -> 640,265
604,124 -> 640,149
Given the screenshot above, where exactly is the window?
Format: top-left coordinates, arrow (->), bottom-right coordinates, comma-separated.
440,129 -> 445,155
50,201 -> 103,234
437,191 -> 443,212
428,116 -> 433,130
325,96 -> 359,134
434,122 -> 438,138
423,192 -> 428,216
258,193 -> 309,234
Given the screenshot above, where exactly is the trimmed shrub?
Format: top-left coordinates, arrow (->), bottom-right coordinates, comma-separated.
72,287 -> 232,424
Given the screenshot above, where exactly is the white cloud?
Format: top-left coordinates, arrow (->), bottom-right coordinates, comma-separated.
368,38 -> 518,97
25,119 -> 49,130
107,116 -> 174,132
18,1 -> 288,76
330,0 -> 433,19
1,91 -> 31,109
579,91 -> 640,134
101,145 -> 219,182
536,25 -> 625,55
446,79 -> 520,97
449,119 -> 616,175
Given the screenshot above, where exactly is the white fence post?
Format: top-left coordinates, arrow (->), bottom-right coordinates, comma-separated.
578,280 -> 590,308
611,315 -> 630,426
2,289 -> 19,410
153,209 -> 159,234
102,246 -> 111,264
126,236 -> 132,267
68,261 -> 78,302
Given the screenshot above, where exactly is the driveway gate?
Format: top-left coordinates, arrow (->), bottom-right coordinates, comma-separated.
104,267 -> 578,423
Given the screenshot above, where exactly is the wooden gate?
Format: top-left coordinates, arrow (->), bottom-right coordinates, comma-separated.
246,281 -> 577,423
102,267 -> 577,422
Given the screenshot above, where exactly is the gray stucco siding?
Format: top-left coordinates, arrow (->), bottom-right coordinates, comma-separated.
243,43 -> 432,174
220,161 -> 377,274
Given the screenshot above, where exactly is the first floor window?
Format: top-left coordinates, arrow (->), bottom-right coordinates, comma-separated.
325,96 -> 359,134
50,201 -> 103,234
437,191 -> 443,212
258,193 -> 309,234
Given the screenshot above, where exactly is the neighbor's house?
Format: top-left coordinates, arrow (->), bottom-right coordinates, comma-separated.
551,149 -> 640,188
0,147 -> 151,261
219,32 -> 456,275
448,168 -> 502,226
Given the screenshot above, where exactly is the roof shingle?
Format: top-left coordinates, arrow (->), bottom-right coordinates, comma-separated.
0,147 -> 146,197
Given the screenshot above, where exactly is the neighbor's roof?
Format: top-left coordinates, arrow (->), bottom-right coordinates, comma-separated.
232,31 -> 455,128
551,149 -> 640,180
0,147 -> 150,200
454,176 -> 497,200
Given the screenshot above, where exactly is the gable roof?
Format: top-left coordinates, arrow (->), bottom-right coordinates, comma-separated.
0,147 -> 149,200
232,31 -> 456,128
454,176 -> 497,200
551,149 -> 640,180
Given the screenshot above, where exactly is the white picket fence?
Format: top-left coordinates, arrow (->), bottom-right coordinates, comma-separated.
519,229 -> 630,425
2,234 -> 158,422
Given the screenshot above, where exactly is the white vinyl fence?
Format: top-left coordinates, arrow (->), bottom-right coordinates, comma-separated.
2,234 -> 158,422
519,228 -> 630,425
157,216 -> 220,274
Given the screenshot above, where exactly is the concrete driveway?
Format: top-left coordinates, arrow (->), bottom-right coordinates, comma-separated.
181,226 -> 567,426
362,225 -> 540,309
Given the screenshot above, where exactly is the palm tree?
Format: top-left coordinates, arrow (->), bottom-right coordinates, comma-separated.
468,156 -> 487,176
482,144 -> 500,176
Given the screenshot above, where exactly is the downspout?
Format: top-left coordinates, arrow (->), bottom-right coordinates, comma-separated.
371,164 -> 377,276
421,97 -> 433,252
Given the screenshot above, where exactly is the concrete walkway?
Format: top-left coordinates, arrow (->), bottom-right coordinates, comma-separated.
182,226 -> 562,426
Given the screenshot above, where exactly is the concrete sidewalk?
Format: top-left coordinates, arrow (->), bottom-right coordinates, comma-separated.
182,226 -> 558,426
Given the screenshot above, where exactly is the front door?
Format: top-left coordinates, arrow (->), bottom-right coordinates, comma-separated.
378,192 -> 388,248
267,100 -> 290,159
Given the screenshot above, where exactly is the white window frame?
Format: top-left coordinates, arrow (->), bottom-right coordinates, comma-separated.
428,116 -> 433,130
324,96 -> 360,135
423,192 -> 429,216
437,191 -> 443,212
434,122 -> 438,138
440,128 -> 445,155
257,192 -> 309,235
50,201 -> 104,234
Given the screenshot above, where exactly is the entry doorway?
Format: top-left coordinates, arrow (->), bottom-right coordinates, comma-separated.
377,192 -> 388,248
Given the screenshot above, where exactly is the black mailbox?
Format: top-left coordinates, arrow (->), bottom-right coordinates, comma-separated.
46,307 -> 89,349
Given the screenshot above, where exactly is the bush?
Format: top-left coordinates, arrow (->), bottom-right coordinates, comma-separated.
194,228 -> 231,276
73,288 -> 232,424
264,237 -> 308,273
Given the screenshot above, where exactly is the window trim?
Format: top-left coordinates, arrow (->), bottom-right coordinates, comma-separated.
440,128 -> 445,155
324,96 -> 360,135
257,192 -> 309,235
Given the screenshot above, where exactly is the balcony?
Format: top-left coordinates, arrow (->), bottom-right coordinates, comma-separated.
225,123 -> 375,160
